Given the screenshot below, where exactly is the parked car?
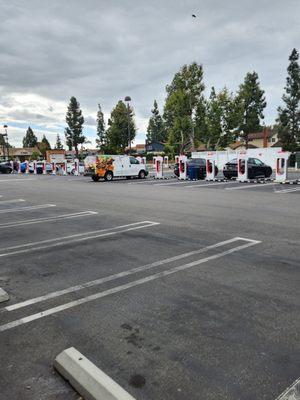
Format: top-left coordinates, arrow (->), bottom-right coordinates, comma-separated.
92,155 -> 148,181
223,158 -> 273,179
174,158 -> 218,179
0,162 -> 13,174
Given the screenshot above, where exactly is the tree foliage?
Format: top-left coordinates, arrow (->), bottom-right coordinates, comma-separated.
146,100 -> 166,143
23,127 -> 38,148
55,134 -> 64,150
164,62 -> 205,152
38,134 -> 51,157
236,71 -> 266,146
95,103 -> 106,150
105,100 -> 136,154
277,48 -> 300,151
65,96 -> 85,156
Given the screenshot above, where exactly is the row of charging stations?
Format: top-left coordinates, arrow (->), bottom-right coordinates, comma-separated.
173,150 -> 292,183
16,159 -> 81,176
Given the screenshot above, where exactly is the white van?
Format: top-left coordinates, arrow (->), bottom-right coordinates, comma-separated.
92,155 -> 148,181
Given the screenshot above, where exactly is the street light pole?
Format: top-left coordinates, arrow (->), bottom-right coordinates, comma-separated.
3,125 -> 8,160
124,96 -> 131,155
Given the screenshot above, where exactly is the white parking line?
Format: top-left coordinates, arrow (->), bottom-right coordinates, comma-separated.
275,377 -> 300,399
0,238 -> 260,332
0,211 -> 98,229
0,221 -> 160,258
5,236 -> 250,311
184,181 -> 236,188
0,198 -> 25,204
0,204 -> 56,214
225,183 -> 275,190
274,187 -> 300,194
0,178 -> 36,183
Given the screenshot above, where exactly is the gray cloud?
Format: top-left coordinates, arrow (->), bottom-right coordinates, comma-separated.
0,0 -> 299,145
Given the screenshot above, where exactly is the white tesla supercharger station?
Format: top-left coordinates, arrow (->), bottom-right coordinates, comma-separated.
275,151 -> 289,183
33,161 -> 37,175
74,158 -> 80,175
237,152 -> 249,182
164,156 -> 169,168
179,155 -> 187,180
205,152 -> 216,181
51,162 -> 56,175
42,160 -> 47,175
63,161 -> 68,175
155,156 -> 164,179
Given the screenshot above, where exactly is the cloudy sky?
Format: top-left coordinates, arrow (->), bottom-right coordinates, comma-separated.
0,0 -> 299,148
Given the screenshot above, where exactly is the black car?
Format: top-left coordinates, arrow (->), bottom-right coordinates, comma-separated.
223,158 -> 272,180
174,158 -> 218,179
0,162 -> 13,174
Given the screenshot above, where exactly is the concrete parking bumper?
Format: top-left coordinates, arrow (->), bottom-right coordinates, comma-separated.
54,347 -> 136,400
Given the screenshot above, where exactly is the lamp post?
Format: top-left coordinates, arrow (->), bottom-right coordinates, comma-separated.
3,125 -> 8,160
124,96 -> 131,155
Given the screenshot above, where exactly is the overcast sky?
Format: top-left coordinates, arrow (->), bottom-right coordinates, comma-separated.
0,0 -> 299,148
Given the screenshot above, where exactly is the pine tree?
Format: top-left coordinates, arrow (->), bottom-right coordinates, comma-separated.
204,87 -> 240,150
105,100 -> 136,154
38,134 -> 51,157
236,72 -> 266,147
95,104 -> 106,150
277,48 -> 300,151
55,134 -> 63,150
163,62 -> 205,152
23,127 -> 38,147
65,96 -> 85,156
41,135 -> 51,150
146,100 -> 166,143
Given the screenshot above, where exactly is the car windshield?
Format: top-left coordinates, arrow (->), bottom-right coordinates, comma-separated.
228,158 -> 237,164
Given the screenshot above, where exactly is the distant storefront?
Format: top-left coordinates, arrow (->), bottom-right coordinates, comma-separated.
0,147 -> 42,161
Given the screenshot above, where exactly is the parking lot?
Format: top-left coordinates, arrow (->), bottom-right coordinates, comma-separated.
0,173 -> 299,400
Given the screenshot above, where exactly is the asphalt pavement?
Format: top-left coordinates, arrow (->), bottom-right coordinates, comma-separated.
0,173 -> 299,400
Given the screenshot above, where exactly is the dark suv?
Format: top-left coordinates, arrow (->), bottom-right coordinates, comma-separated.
174,158 -> 218,179
223,158 -> 272,179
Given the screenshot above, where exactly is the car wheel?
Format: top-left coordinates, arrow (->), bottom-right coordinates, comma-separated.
92,175 -> 100,182
104,171 -> 113,181
138,170 -> 146,179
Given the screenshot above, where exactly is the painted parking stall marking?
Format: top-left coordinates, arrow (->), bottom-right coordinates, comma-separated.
0,198 -> 26,204
0,237 -> 260,332
0,211 -> 98,229
0,221 -> 160,258
0,204 -> 56,214
5,236 -> 249,311
225,183 -> 276,190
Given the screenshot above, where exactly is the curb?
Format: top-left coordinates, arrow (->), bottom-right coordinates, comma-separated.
0,288 -> 9,303
54,347 -> 136,400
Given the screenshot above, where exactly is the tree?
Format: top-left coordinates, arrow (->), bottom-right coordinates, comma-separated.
204,87 -> 240,150
236,71 -> 266,147
65,96 -> 85,156
23,127 -> 38,148
38,135 -> 51,157
55,134 -> 64,150
164,62 -> 205,152
146,100 -> 166,143
277,48 -> 300,151
95,104 -> 106,150
105,100 -> 136,154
